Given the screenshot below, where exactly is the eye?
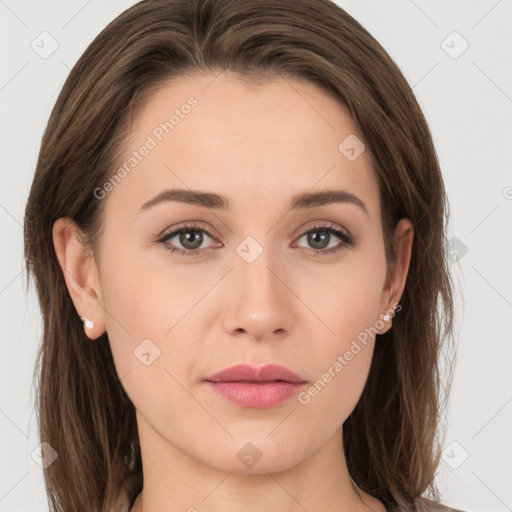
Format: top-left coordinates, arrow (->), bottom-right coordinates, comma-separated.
157,222 -> 220,257
157,221 -> 355,258
292,222 -> 355,256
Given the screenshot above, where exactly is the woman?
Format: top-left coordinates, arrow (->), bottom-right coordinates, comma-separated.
23,0 -> 461,511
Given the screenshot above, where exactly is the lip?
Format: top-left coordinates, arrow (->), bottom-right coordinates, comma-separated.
205,363 -> 306,383
204,364 -> 307,408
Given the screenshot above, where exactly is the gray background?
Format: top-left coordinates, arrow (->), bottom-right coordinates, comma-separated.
1,1 -> 511,511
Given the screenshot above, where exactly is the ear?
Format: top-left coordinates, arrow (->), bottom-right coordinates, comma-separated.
52,217 -> 105,340
378,218 -> 414,333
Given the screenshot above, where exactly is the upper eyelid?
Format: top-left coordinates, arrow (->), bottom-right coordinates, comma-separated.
295,222 -> 351,237
158,221 -> 218,240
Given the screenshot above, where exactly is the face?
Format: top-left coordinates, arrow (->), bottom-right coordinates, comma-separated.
59,71 -> 412,476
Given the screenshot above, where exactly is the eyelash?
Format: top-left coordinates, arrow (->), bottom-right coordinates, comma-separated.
157,221 -> 355,258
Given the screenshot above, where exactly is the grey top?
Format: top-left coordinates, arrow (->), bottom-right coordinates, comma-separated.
387,497 -> 466,511
120,496 -> 466,511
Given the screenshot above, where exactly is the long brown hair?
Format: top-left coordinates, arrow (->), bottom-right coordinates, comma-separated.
23,0 -> 456,510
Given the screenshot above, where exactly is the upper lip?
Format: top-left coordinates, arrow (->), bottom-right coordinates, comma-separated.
205,364 -> 306,383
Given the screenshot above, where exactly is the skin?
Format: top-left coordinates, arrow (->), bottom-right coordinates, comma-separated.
53,71 -> 413,512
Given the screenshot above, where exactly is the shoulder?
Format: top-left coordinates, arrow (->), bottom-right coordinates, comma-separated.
387,497 -> 467,512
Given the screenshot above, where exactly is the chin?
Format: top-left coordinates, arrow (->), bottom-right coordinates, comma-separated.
193,436 -> 308,476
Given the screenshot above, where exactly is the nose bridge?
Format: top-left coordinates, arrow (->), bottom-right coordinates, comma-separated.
233,235 -> 284,305
222,234 -> 295,338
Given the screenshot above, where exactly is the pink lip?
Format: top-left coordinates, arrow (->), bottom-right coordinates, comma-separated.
204,364 -> 307,408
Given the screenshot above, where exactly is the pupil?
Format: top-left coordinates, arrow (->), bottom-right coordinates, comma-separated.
180,230 -> 202,250
308,230 -> 329,249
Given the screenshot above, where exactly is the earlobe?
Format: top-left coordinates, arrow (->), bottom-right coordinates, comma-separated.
52,217 -> 105,339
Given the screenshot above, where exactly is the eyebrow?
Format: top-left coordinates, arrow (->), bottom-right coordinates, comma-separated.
140,188 -> 369,216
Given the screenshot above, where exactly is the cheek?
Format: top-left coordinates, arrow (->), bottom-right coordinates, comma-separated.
302,252 -> 385,348
300,335 -> 376,423
295,256 -> 385,420
97,244 -> 202,398
99,237 -> 209,338
97,238 -> 221,391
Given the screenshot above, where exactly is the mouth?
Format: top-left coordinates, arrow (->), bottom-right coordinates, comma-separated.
204,364 -> 307,408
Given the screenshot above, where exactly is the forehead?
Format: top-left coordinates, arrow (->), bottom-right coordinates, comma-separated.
105,71 -> 380,221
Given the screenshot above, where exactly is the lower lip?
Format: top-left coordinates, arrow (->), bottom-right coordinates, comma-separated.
205,381 -> 305,408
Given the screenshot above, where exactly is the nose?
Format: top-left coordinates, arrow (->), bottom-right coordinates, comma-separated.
221,243 -> 296,342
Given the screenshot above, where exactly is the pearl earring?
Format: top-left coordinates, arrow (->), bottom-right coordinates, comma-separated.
80,316 -> 95,330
